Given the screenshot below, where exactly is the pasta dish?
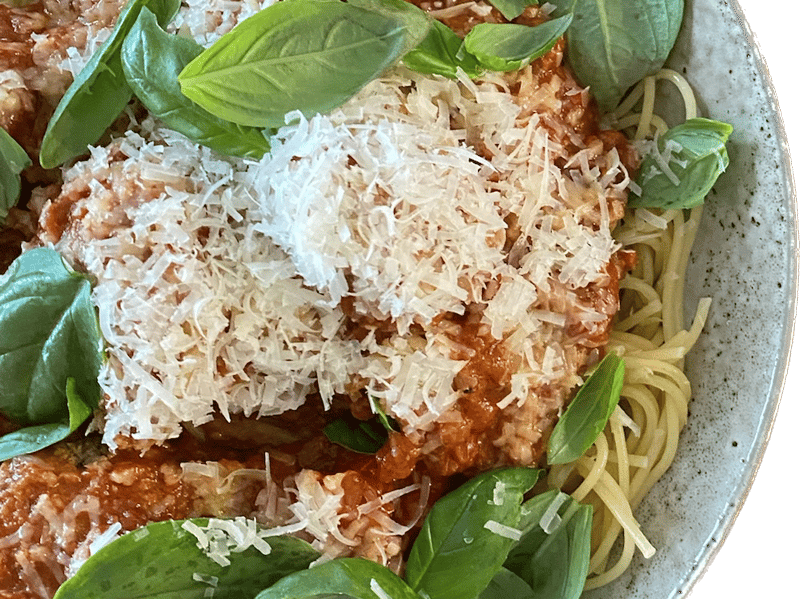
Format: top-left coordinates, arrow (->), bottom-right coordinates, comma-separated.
0,0 -> 729,597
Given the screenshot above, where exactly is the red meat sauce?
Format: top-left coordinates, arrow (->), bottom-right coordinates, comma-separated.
0,1 -> 639,596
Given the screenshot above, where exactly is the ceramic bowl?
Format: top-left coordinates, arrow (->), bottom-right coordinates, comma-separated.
584,0 -> 797,597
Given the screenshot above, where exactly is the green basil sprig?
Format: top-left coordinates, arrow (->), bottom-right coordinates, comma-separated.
405,467 -> 541,599
548,0 -> 684,112
177,0 -> 431,128
463,15 -> 573,72
547,352 -> 625,465
402,19 -> 482,78
0,248 -> 103,459
255,557 -> 420,599
52,519 -> 320,599
488,0 -> 539,21
323,398 -> 399,454
39,0 -> 181,168
0,128 -> 31,223
120,8 -> 271,159
501,490 -> 593,599
0,378 -> 93,461
324,412 -> 390,454
630,118 -> 733,209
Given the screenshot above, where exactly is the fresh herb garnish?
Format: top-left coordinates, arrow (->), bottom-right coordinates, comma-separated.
0,248 -> 103,459
52,519 -> 320,599
503,490 -> 593,599
405,467 -> 541,599
0,128 -> 31,223
488,0 -> 540,21
0,378 -> 93,461
463,15 -> 573,72
121,8 -> 271,159
39,0 -> 181,168
547,0 -> 685,111
547,352 -> 625,465
177,0 -> 431,128
630,117 -> 733,209
402,18 -> 483,78
255,557 -> 420,599
324,411 -> 391,454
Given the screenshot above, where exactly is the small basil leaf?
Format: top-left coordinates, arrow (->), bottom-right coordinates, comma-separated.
480,568 -> 536,599
405,467 -> 541,599
463,15 -> 572,72
488,0 -> 539,21
255,557 -> 420,599
324,412 -> 388,454
39,0 -> 181,168
548,0 -> 684,112
547,352 -> 624,465
178,0 -> 431,128
0,248 -> 103,429
629,118 -> 733,209
0,128 -> 31,222
369,395 -> 401,433
53,519 -> 320,599
403,19 -> 483,79
504,492 -> 592,599
121,8 -> 271,159
0,378 -> 91,461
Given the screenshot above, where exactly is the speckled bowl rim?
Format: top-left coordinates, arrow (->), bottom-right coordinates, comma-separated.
683,1 -> 799,593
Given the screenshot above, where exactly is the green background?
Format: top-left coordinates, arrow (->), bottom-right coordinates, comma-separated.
692,0 -> 800,599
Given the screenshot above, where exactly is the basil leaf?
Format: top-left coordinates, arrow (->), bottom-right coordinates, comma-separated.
0,377 -> 92,461
547,352 -> 624,465
403,19 -> 483,79
629,118 -> 733,209
369,395 -> 401,433
324,412 -> 389,454
178,0 -> 431,128
53,519 -> 320,599
255,557 -> 419,599
463,15 -> 572,72
488,0 -> 539,21
39,0 -> 181,168
479,568 -> 536,599
504,491 -> 592,599
121,8 -> 271,160
548,0 -> 684,112
0,248 -> 102,433
405,467 -> 541,599
0,128 -> 31,223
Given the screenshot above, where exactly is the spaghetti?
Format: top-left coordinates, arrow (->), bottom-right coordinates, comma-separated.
547,68 -> 713,589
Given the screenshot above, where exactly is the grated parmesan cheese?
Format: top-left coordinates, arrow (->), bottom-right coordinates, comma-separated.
483,520 -> 523,541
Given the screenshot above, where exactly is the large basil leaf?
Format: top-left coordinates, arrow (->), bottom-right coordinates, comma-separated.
0,248 -> 102,431
405,467 -> 541,599
53,519 -> 320,599
463,15 -> 572,72
504,490 -> 592,599
0,127 -> 31,222
548,0 -> 684,111
629,118 -> 733,209
39,0 -> 181,168
0,377 -> 92,461
178,0 -> 430,128
547,352 -> 624,465
121,8 -> 271,159
255,557 -> 420,599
